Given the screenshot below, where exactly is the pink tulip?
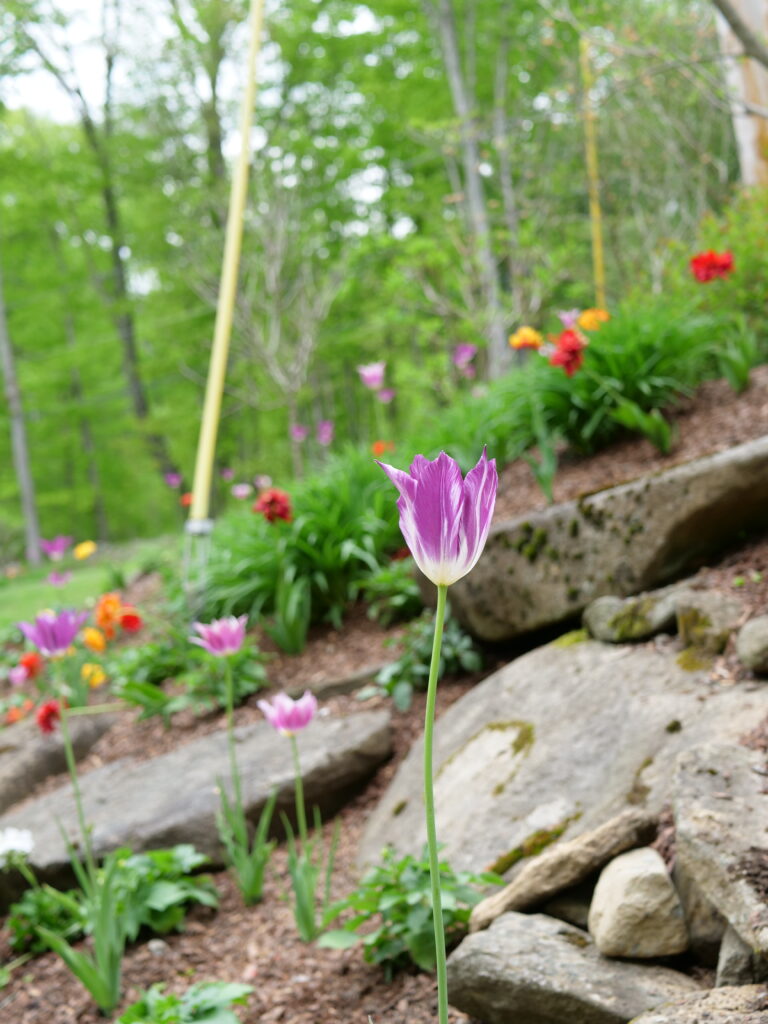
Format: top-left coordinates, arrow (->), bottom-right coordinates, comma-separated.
377,388 -> 396,404
290,424 -> 309,443
316,420 -> 334,446
189,616 -> 247,656
357,362 -> 386,390
258,691 -> 318,736
18,609 -> 89,657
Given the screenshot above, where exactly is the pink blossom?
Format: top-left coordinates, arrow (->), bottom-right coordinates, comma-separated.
189,616 -> 248,656
290,424 -> 309,443
377,388 -> 396,404
317,420 -> 334,446
231,483 -> 253,499
258,691 -> 318,735
357,362 -> 386,390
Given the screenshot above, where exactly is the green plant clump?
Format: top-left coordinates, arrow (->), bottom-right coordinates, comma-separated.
117,981 -> 253,1023
318,847 -> 502,979
360,556 -> 424,626
361,609 -> 482,710
8,845 -> 219,954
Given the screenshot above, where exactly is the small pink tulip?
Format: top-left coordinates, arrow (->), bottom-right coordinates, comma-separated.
258,691 -> 318,736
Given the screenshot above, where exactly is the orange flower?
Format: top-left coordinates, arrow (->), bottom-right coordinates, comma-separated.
509,326 -> 543,350
371,440 -> 395,457
120,607 -> 143,633
19,652 -> 44,679
577,308 -> 610,331
180,492 -> 193,507
83,626 -> 107,653
95,592 -> 122,639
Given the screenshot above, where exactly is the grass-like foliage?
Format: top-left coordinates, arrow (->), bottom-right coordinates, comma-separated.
204,448 -> 402,644
319,847 -> 501,979
360,609 -> 482,711
117,981 -> 253,1023
9,844 -> 218,954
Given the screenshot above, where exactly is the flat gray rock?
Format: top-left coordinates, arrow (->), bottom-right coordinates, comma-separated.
0,711 -> 115,815
716,924 -> 768,987
447,912 -> 699,1024
737,615 -> 768,674
583,587 -> 685,644
0,710 -> 391,905
627,986 -> 768,1024
444,436 -> 768,641
673,743 -> 768,955
358,638 -> 768,874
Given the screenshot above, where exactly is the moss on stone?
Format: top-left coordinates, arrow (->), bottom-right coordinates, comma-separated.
606,596 -> 656,641
392,799 -> 408,817
437,720 -> 535,783
627,756 -> 654,805
487,814 -> 580,876
552,628 -> 588,648
676,646 -> 713,672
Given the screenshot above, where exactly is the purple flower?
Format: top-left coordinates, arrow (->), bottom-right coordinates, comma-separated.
357,362 -> 386,390
290,424 -> 309,443
452,343 -> 477,369
40,536 -> 73,562
47,570 -> 72,587
164,472 -> 183,488
231,483 -> 253,500
461,365 -> 476,380
316,420 -> 334,446
220,468 -> 235,481
18,609 -> 89,657
258,691 -> 318,735
8,666 -> 27,688
253,474 -> 272,490
377,388 -> 396,404
189,615 -> 248,657
377,449 -> 498,587
558,309 -> 580,329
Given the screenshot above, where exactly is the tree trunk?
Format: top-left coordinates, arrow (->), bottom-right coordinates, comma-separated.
713,0 -> 768,185
0,258 -> 42,565
427,0 -> 509,378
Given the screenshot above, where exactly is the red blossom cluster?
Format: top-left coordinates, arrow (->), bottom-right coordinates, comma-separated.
253,487 -> 293,523
690,249 -> 734,283
36,698 -> 63,734
548,329 -> 588,377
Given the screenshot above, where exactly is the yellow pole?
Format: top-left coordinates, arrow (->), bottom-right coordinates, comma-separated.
188,0 -> 265,525
579,36 -> 606,310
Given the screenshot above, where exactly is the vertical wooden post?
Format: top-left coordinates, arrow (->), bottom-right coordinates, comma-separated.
188,0 -> 266,528
579,36 -> 607,309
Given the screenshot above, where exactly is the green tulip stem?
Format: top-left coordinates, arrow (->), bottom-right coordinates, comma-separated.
424,582 -> 449,1024
290,734 -> 308,848
59,709 -> 97,879
224,659 -> 243,811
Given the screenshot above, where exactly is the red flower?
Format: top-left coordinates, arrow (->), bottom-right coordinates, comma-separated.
19,652 -> 44,679
690,249 -> 734,283
120,608 -> 143,633
180,492 -> 193,507
549,329 -> 587,377
253,488 -> 293,524
36,699 -> 62,735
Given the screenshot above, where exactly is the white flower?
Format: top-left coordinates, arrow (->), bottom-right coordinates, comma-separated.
0,827 -> 34,867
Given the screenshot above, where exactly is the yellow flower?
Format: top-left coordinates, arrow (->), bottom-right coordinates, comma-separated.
81,663 -> 107,688
509,326 -> 543,350
74,540 -> 97,560
577,308 -> 610,331
83,626 -> 107,653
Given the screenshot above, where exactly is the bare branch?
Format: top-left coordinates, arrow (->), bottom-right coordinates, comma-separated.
709,0 -> 768,71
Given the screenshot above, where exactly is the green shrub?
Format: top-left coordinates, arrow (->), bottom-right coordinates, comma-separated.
319,847 -> 501,979
203,448 -> 402,643
360,556 -> 424,626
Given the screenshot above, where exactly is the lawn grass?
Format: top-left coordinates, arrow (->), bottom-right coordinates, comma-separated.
0,536 -> 178,630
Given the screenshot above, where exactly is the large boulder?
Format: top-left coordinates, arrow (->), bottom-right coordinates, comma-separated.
445,436 -> 768,641
0,709 -> 391,907
627,986 -> 768,1024
446,912 -> 699,1024
358,637 -> 768,875
736,614 -> 768,674
673,743 -> 768,955
587,848 -> 688,958
0,711 -> 115,815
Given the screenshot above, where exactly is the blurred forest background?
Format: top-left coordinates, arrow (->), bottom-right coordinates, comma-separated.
0,0 -> 763,551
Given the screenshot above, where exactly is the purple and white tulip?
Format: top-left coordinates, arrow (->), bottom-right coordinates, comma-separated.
189,615 -> 247,657
452,343 -> 477,369
18,609 -> 89,657
258,691 -> 318,736
40,536 -> 73,562
377,449 -> 498,587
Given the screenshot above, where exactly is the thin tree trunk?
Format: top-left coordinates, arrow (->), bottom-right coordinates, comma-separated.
493,33 -> 524,318
428,0 -> 508,378
713,0 -> 768,185
0,258 -> 42,565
